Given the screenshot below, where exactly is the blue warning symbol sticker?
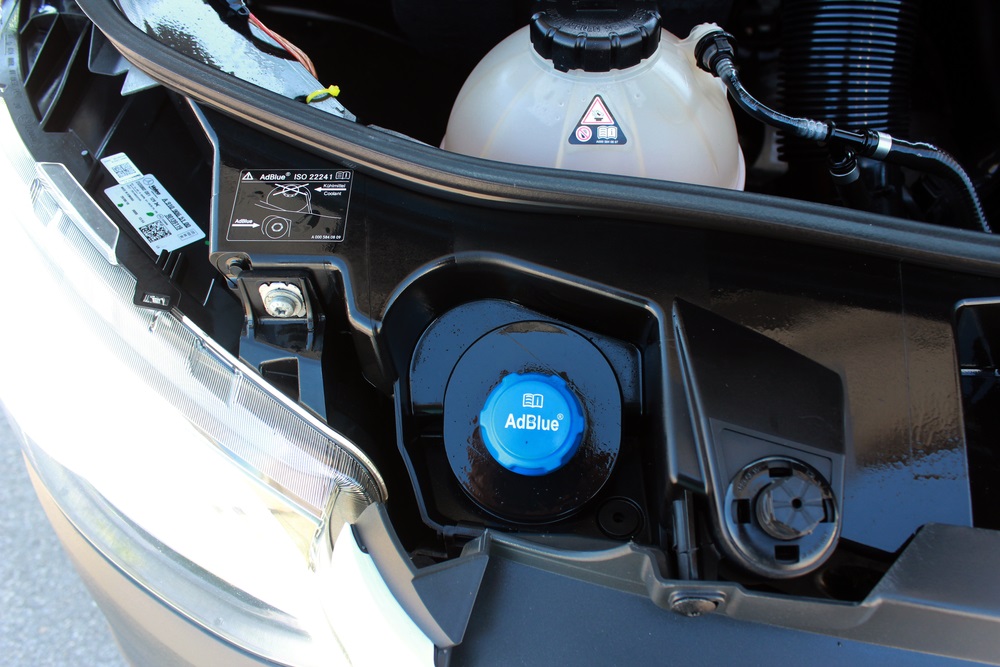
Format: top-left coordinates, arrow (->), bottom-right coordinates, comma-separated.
568,95 -> 628,146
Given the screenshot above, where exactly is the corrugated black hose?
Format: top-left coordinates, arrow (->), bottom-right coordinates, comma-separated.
695,30 -> 991,233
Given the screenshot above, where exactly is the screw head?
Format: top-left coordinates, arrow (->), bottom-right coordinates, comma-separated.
258,283 -> 306,318
266,294 -> 296,317
670,596 -> 719,617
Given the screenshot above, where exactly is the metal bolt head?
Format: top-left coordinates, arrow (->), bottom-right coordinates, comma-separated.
258,282 -> 306,318
670,596 -> 719,617
265,294 -> 296,317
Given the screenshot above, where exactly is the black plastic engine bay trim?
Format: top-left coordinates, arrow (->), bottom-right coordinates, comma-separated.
71,0 -> 1000,278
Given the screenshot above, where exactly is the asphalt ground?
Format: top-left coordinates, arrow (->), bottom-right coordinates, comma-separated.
0,410 -> 126,667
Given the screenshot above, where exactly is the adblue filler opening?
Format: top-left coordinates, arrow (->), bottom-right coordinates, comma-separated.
479,372 -> 586,476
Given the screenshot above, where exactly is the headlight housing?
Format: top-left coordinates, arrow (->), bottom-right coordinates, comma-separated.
0,93 -> 431,665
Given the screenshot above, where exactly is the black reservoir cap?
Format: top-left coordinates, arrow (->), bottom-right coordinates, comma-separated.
530,0 -> 661,72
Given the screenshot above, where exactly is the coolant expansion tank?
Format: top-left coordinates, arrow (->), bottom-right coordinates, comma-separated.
442,2 -> 745,189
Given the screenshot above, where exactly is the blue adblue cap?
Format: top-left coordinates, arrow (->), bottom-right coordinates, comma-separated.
479,372 -> 585,476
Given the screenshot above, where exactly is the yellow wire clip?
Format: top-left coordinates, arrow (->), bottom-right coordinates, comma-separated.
305,85 -> 341,104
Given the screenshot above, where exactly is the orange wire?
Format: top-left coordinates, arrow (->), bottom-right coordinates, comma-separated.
250,15 -> 316,76
249,13 -> 318,78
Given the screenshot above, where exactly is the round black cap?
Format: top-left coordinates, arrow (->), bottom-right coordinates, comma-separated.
530,1 -> 661,72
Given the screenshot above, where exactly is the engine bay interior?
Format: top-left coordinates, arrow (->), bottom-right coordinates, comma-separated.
9,0 -> 1000,627
238,0 -> 999,227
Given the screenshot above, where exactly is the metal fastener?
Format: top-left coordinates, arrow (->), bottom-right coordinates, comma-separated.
258,282 -> 306,318
669,596 -> 719,617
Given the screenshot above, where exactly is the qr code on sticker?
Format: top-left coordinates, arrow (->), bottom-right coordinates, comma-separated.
138,220 -> 170,243
110,163 -> 138,181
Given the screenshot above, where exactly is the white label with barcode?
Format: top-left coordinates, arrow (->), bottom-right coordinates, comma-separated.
100,152 -> 144,184
105,175 -> 205,254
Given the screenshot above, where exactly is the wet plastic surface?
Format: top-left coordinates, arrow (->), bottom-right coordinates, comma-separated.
8,3 -> 1000,655
199,96 -> 983,554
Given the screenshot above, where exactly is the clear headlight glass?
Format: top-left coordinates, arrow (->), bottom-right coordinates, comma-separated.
0,96 -> 429,665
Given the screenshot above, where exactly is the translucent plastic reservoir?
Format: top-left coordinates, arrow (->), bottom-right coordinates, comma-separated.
442,24 -> 746,190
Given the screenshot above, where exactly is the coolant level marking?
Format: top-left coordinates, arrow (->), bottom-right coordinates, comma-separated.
227,170 -> 352,243
569,95 -> 628,146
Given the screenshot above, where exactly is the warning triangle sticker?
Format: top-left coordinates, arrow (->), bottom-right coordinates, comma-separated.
581,96 -> 615,125
242,172 -> 254,181
569,95 -> 628,146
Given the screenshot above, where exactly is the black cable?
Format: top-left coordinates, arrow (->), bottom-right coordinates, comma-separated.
257,6 -> 409,46
204,0 -> 296,63
695,30 -> 991,234
715,58 -> 830,143
829,146 -> 876,214
884,138 -> 991,233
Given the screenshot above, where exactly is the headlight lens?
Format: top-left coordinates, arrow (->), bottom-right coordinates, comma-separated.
0,96 -> 426,665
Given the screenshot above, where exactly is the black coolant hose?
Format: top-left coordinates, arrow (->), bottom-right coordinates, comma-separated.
695,30 -> 992,234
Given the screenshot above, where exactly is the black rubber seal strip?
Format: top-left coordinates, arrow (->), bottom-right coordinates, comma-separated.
75,0 -> 1000,277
